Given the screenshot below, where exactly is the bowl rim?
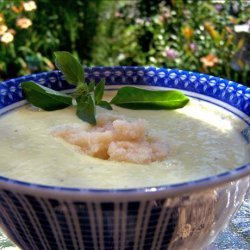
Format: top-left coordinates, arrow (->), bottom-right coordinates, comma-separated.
0,68 -> 249,198
0,164 -> 249,199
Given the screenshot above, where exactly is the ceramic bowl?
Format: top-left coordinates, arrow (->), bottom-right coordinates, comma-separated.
0,67 -> 249,250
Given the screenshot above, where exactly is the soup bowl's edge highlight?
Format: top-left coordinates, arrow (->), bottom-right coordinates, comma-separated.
0,67 -> 250,250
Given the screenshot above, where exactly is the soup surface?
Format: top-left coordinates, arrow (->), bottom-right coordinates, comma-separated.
0,91 -> 249,188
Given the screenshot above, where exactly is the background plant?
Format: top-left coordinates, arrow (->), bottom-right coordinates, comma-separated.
92,0 -> 250,86
0,0 -> 249,87
0,0 -> 102,80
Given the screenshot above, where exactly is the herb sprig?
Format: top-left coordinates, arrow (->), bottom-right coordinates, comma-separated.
21,51 -> 189,125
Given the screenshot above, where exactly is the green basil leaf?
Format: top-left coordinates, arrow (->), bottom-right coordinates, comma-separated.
54,51 -> 84,86
98,100 -> 113,110
88,80 -> 95,92
94,79 -> 105,104
71,83 -> 87,99
21,81 -> 72,111
76,94 -> 96,125
110,86 -> 189,109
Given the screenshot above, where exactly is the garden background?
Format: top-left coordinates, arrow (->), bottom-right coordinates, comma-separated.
0,0 -> 249,86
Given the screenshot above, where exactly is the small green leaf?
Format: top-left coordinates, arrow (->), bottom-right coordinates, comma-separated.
76,94 -> 96,125
98,100 -> 113,110
94,79 -> 105,104
54,51 -> 84,86
71,83 -> 87,99
88,80 -> 95,92
22,51 -> 190,126
21,81 -> 72,111
111,86 -> 189,109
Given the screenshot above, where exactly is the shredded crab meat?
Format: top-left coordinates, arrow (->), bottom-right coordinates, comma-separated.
51,115 -> 168,164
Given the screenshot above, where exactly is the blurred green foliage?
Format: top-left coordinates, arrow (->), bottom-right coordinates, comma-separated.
0,0 -> 249,86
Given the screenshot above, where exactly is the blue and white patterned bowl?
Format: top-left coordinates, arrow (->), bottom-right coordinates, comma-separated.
0,67 -> 249,250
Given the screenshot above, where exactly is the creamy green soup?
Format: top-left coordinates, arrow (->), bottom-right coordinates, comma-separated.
0,91 -> 249,188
